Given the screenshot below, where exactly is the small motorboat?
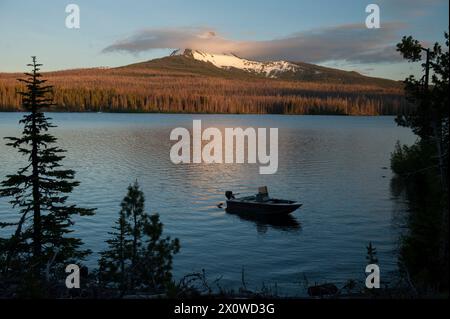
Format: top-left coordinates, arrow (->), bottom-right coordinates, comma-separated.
225,186 -> 302,215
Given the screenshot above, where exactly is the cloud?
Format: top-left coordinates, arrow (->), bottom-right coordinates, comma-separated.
102,23 -> 407,64
102,27 -> 238,55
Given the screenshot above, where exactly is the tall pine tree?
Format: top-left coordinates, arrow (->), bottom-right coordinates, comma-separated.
0,57 -> 95,296
99,181 -> 179,296
98,209 -> 130,295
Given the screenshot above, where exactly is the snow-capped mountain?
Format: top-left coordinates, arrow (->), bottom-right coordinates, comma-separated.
125,49 -> 396,86
170,49 -> 301,78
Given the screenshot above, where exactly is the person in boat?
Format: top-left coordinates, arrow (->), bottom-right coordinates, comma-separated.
255,186 -> 269,202
225,191 -> 235,200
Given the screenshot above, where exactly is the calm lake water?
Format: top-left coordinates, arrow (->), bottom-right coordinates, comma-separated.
0,113 -> 415,296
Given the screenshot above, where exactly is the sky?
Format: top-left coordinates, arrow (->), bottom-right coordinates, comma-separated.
0,0 -> 448,80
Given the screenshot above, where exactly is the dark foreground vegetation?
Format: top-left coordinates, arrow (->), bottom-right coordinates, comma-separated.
0,58 -> 180,297
0,58 -> 408,115
390,32 -> 449,296
0,32 -> 448,299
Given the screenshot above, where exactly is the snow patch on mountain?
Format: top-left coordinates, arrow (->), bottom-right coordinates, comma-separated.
171,49 -> 301,78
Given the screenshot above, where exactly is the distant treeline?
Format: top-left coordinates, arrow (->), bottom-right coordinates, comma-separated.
0,68 -> 410,115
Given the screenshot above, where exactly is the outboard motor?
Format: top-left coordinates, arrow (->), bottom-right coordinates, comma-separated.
225,191 -> 235,200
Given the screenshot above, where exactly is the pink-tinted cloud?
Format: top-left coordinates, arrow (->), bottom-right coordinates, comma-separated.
103,23 -> 407,64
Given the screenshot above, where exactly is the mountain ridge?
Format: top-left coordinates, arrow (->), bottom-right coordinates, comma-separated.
121,49 -> 401,87
0,49 -> 401,88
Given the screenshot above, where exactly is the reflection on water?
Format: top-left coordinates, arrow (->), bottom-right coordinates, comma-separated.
226,211 -> 302,234
0,113 -> 416,296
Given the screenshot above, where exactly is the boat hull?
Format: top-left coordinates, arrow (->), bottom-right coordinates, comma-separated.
226,200 -> 302,215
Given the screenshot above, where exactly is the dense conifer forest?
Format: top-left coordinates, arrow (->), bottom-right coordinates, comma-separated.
0,66 -> 408,115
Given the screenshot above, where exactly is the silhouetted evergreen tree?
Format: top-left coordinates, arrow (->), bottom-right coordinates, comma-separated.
396,32 -> 448,191
392,32 -> 449,294
139,212 -> 180,291
98,182 -> 180,296
0,57 -> 95,296
121,181 -> 147,280
98,209 -> 130,294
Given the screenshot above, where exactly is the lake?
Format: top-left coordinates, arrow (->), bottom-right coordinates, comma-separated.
0,113 -> 416,296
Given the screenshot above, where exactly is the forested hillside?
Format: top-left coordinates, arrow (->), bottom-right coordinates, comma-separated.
0,57 -> 409,115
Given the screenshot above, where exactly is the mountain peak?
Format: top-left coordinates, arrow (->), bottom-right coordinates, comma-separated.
169,48 -> 301,78
170,48 -> 193,56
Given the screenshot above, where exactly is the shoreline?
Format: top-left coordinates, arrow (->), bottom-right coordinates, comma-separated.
0,110 -> 399,117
